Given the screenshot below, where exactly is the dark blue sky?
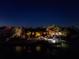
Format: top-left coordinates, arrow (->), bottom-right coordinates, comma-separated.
0,0 -> 79,27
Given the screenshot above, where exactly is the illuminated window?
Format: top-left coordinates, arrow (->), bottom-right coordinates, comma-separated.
58,32 -> 62,35
26,32 -> 31,36
35,32 -> 41,37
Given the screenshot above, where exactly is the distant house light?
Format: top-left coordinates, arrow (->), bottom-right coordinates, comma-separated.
58,32 -> 62,35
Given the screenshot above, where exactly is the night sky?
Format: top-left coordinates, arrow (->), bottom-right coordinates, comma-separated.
0,0 -> 79,27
